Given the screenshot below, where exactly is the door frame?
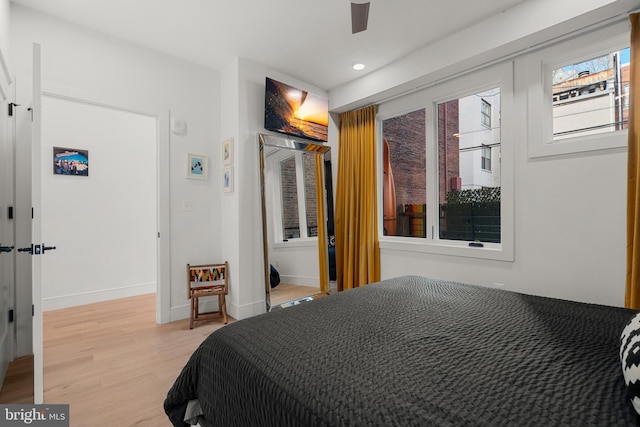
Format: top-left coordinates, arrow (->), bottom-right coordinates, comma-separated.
39,91 -> 167,316
16,42 -> 171,401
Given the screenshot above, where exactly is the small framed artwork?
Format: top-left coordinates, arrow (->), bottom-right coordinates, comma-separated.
222,138 -> 234,165
53,147 -> 89,176
187,153 -> 208,180
222,166 -> 233,193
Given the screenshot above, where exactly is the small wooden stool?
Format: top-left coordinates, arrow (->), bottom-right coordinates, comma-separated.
187,262 -> 228,328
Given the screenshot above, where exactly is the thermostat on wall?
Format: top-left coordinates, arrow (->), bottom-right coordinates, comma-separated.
171,118 -> 187,135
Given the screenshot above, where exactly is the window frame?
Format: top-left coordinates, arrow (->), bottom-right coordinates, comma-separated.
481,99 -> 492,128
268,150 -> 318,249
377,61 -> 514,261
481,144 -> 492,172
624,83 -> 630,110
526,21 -> 629,158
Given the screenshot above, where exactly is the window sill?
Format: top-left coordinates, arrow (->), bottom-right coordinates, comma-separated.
274,238 -> 317,249
379,237 -> 514,262
528,129 -> 627,159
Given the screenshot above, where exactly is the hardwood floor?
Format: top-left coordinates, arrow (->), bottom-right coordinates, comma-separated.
43,293 -> 229,426
269,283 -> 322,306
0,354 -> 34,403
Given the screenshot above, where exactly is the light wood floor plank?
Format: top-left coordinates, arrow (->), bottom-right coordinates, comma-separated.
270,283 -> 321,305
43,293 -> 230,426
0,355 -> 34,404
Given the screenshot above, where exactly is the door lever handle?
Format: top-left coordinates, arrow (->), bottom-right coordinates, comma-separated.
0,245 -> 13,253
17,244 -> 57,255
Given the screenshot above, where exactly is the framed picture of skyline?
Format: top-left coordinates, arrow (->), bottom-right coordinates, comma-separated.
53,147 -> 89,176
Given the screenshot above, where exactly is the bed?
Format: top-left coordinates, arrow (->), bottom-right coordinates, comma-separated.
164,275 -> 640,426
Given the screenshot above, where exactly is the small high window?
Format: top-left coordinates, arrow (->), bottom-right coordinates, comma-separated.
551,47 -> 629,140
527,22 -> 629,158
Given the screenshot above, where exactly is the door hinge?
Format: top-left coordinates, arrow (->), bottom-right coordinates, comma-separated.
8,309 -> 13,323
32,304 -> 34,317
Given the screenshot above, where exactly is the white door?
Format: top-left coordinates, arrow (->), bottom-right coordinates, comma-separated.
0,47 -> 15,390
15,43 -> 47,403
31,42 -> 45,404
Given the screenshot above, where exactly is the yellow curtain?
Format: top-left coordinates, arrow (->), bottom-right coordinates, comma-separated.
335,105 -> 380,291
627,13 -> 640,309
315,154 -> 329,292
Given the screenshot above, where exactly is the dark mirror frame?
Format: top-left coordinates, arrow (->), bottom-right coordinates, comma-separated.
258,133 -> 336,311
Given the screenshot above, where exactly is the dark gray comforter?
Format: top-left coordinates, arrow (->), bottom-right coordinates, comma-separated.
165,275 -> 640,426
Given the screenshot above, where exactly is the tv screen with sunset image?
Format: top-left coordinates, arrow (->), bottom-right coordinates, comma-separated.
264,77 -> 329,142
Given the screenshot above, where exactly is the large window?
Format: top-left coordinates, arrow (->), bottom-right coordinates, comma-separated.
437,88 -> 501,244
378,62 -> 513,261
382,109 -> 426,238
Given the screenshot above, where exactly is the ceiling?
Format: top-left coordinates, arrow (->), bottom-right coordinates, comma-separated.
11,0 -> 529,91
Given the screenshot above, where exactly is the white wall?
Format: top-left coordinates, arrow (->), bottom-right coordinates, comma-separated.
329,1 -> 632,307
0,0 -> 8,56
220,58 -> 331,319
270,245 -> 319,287
40,96 -> 157,310
10,5 -> 220,323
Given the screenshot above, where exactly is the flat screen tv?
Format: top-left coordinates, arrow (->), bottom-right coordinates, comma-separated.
264,77 -> 329,142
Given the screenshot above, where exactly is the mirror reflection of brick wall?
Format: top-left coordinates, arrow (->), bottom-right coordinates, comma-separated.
302,154 -> 318,237
280,156 -> 300,239
280,153 -> 318,239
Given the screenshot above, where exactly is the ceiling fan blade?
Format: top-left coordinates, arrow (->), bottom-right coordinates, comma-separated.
351,2 -> 370,34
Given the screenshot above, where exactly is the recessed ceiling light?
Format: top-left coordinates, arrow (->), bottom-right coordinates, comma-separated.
353,63 -> 365,71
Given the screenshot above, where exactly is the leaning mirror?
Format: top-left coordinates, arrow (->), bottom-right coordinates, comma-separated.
258,133 -> 336,311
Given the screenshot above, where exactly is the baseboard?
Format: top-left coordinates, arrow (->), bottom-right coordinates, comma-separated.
42,282 -> 156,311
229,299 -> 267,320
279,275 -> 319,287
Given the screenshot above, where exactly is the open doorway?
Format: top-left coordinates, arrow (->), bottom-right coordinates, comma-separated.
34,95 -> 159,401
40,95 -> 158,311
